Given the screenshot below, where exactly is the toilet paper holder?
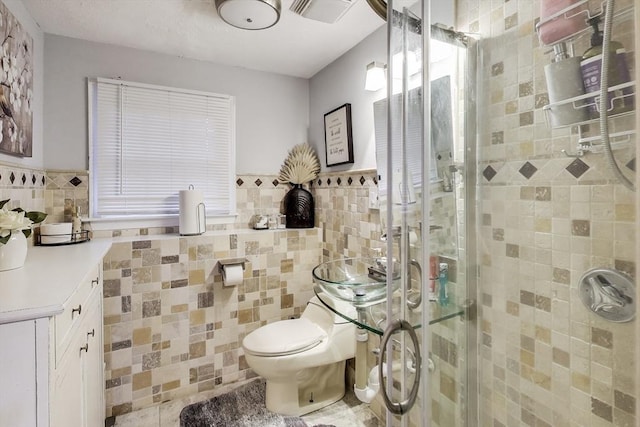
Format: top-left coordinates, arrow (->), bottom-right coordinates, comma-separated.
217,258 -> 248,287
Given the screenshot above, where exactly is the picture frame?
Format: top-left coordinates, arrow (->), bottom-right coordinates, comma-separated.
323,103 -> 354,167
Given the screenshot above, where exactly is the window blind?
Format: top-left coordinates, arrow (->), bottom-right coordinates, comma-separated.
89,78 -> 235,218
373,87 -> 437,198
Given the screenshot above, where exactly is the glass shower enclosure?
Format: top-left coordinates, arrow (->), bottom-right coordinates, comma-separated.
374,0 -> 638,426
373,0 -> 478,425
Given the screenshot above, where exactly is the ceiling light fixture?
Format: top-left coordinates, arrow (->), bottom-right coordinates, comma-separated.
365,61 -> 386,91
215,0 -> 281,30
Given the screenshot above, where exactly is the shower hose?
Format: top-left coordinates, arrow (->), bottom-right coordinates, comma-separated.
600,0 -> 635,191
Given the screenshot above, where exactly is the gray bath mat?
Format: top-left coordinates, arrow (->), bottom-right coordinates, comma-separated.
179,379 -> 336,427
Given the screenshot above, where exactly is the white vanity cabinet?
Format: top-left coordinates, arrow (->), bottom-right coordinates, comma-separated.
0,320 -> 39,427
0,240 -> 112,427
50,266 -> 104,427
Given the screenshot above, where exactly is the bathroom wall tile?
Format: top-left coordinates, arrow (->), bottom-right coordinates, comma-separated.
469,0 -> 637,425
103,228 -> 322,415
614,389 -> 636,415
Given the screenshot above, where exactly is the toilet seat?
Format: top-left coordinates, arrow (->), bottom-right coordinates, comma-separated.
243,318 -> 327,356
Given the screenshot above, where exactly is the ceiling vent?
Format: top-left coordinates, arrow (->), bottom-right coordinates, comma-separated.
290,0 -> 356,24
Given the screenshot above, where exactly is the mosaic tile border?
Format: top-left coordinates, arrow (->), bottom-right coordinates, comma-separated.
313,169 -> 378,189
480,154 -> 636,186
235,174 -> 286,189
45,169 -> 89,190
0,161 -> 46,189
236,170 -> 379,190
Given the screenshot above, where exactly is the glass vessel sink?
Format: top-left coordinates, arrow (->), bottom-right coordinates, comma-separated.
312,257 -> 401,305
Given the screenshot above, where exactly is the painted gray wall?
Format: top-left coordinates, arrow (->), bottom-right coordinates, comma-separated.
43,35 -> 309,174
308,26 -> 386,173
0,0 -> 44,169
308,3 -> 455,172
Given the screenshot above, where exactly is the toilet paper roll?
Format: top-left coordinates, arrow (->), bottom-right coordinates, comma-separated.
222,264 -> 243,287
40,223 -> 73,244
179,188 -> 206,235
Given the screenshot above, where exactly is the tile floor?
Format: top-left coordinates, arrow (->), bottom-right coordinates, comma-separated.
112,379 -> 381,427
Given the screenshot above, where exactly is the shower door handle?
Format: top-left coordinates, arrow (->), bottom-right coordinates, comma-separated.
378,319 -> 422,415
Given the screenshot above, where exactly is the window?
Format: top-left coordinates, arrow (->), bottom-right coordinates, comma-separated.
88,78 -> 235,220
373,86 -> 438,200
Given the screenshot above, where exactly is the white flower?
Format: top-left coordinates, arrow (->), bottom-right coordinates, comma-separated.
1,56 -> 9,73
8,122 -> 16,142
0,207 -> 33,237
0,199 -> 47,244
10,82 -> 21,110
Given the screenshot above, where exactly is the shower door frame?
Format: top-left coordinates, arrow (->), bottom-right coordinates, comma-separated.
463,33 -> 479,427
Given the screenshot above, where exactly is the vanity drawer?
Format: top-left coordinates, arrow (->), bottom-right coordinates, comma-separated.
54,264 -> 101,363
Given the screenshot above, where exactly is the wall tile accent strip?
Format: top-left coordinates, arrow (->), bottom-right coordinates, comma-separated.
0,162 -> 47,190
44,170 -> 89,223
0,162 -> 46,235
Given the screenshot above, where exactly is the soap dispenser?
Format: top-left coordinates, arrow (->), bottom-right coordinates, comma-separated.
544,42 -> 588,126
580,17 -> 633,116
72,206 -> 82,238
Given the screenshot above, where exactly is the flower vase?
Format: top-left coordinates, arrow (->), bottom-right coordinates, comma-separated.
0,231 -> 28,271
284,184 -> 314,228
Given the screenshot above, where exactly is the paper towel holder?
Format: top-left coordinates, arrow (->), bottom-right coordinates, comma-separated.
179,184 -> 206,236
217,258 -> 248,286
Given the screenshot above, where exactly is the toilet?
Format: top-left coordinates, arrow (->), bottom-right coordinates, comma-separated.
242,294 -> 356,416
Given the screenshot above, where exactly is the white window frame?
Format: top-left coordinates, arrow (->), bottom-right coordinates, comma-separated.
87,78 -> 237,230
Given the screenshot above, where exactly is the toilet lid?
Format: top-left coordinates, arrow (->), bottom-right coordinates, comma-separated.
243,318 -> 327,356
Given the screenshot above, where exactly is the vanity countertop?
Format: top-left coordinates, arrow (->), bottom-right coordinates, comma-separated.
0,239 -> 112,324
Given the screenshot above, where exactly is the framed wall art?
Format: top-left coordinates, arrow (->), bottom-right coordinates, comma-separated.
323,103 -> 353,167
0,2 -> 33,157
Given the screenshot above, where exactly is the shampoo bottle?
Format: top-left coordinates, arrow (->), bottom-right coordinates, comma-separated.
438,262 -> 449,307
580,17 -> 633,117
544,42 -> 588,126
429,255 -> 438,301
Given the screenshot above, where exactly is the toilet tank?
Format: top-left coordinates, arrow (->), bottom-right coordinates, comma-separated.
303,295 -> 356,334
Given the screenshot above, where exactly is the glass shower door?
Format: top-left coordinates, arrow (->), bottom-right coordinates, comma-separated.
378,3 -> 427,425
376,1 -> 477,425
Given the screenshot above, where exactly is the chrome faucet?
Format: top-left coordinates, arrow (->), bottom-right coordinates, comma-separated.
588,275 -> 632,312
379,227 -> 423,310
407,259 -> 422,310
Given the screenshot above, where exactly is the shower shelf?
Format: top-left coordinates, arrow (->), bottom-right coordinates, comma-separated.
537,1 -> 636,156
542,80 -> 636,129
535,1 -> 634,47
313,286 -> 465,336
543,80 -> 636,155
563,133 -> 635,158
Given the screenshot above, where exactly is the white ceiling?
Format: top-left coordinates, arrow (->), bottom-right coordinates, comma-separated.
21,0 -> 386,79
